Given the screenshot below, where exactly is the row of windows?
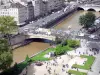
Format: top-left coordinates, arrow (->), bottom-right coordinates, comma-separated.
1,9 -> 18,11
0,11 -> 18,15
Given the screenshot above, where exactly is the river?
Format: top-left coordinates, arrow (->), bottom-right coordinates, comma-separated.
55,11 -> 100,30
13,10 -> 100,64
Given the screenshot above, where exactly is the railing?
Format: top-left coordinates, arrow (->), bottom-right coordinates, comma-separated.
84,4 -> 100,7
26,33 -> 56,41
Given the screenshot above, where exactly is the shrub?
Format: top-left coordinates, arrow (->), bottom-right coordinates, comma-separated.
67,40 -> 80,48
55,45 -> 63,55
55,45 -> 72,56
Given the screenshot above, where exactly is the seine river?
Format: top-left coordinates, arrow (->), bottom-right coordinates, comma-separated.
13,11 -> 100,63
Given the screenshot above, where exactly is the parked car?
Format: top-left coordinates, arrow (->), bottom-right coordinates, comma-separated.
87,26 -> 97,34
89,34 -> 100,40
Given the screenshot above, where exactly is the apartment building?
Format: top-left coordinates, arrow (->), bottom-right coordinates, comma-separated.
0,0 -> 65,25
31,0 -> 47,18
46,0 -> 65,12
27,1 -> 34,21
0,2 -> 28,25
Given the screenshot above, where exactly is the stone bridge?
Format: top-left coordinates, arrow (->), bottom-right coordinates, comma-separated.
26,33 -> 56,41
19,28 -> 69,41
78,4 -> 100,12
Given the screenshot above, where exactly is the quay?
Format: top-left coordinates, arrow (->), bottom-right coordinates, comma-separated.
11,3 -> 78,48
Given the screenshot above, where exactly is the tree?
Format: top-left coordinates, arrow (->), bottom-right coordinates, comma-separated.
0,52 -> 13,70
55,36 -> 62,44
0,39 -> 10,54
67,40 -> 80,48
79,12 -> 96,29
0,38 -> 13,70
25,55 -> 30,62
0,16 -> 17,34
55,45 -> 70,55
55,45 -> 63,55
0,16 -> 18,46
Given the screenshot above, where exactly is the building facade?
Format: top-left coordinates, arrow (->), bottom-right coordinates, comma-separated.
32,0 -> 47,18
0,0 -> 66,25
27,1 -> 34,21
46,0 -> 65,13
0,2 -> 28,25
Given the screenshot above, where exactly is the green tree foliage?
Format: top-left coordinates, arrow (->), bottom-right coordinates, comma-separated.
79,12 -> 96,29
55,45 -> 63,55
55,36 -> 62,44
0,52 -> 13,70
25,55 -> 33,65
25,55 -> 30,62
0,39 -> 13,70
0,16 -> 18,47
0,16 -> 17,34
67,40 -> 80,48
55,45 -> 71,55
55,40 -> 80,56
0,39 -> 10,54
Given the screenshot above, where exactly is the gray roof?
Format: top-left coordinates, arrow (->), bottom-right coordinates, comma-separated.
0,2 -> 26,9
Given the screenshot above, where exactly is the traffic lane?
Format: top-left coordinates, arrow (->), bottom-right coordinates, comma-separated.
92,28 -> 100,35
76,35 -> 100,42
87,42 -> 100,50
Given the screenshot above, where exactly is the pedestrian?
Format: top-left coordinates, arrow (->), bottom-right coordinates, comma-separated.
54,70 -> 55,73
79,52 -> 80,54
63,65 -> 65,68
90,67 -> 92,71
46,66 -> 47,69
77,68 -> 78,71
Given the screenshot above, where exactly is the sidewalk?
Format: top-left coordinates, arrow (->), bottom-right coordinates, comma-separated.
88,53 -> 100,75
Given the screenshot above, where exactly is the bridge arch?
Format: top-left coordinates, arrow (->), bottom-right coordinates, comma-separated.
77,7 -> 84,11
87,8 -> 96,12
25,38 -> 54,43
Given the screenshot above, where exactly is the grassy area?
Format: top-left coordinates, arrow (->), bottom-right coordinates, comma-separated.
72,55 -> 95,70
31,48 -> 55,61
68,70 -> 87,75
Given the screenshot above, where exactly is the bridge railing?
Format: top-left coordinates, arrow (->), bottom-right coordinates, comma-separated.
84,4 -> 100,7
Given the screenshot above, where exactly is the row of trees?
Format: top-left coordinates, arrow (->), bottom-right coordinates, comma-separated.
55,40 -> 80,56
0,16 -> 17,71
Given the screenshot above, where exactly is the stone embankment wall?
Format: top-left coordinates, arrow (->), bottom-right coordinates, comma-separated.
11,34 -> 30,49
